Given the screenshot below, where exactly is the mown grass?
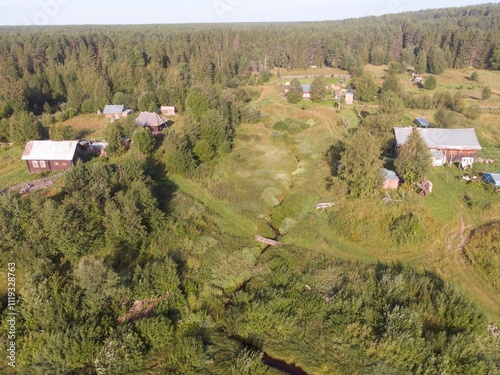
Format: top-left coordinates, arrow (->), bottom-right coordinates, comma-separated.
0,146 -> 37,189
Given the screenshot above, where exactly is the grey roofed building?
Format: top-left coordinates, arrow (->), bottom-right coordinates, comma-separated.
103,105 -> 125,115
301,84 -> 311,93
393,128 -> 482,151
135,112 -> 167,134
22,140 -> 79,161
135,112 -> 167,127
381,168 -> 399,181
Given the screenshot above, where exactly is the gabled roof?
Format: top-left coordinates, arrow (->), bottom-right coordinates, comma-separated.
103,105 -> 125,114
301,84 -> 311,93
393,127 -> 481,151
22,140 -> 79,161
135,112 -> 167,127
380,168 -> 399,181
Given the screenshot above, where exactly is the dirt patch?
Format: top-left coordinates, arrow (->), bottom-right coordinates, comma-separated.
118,293 -> 169,323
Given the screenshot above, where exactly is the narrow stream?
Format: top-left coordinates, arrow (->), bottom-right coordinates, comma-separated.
223,147 -> 307,375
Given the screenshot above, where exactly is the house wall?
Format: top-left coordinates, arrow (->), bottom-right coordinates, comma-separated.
383,180 -> 399,189
26,159 -> 73,173
440,149 -> 479,164
104,113 -> 118,119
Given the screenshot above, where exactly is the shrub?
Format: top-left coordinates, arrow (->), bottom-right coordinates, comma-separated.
390,213 -> 426,245
424,76 -> 437,90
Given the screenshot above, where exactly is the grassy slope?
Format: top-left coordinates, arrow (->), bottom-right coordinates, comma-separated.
189,68 -> 500,321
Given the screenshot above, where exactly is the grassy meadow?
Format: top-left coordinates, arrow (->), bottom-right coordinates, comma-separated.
1,66 -> 499,322
171,66 -> 500,321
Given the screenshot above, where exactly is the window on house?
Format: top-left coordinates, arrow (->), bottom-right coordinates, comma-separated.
32,161 -> 39,168
40,161 -> 46,168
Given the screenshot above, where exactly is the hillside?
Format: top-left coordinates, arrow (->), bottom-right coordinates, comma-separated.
0,4 -> 500,374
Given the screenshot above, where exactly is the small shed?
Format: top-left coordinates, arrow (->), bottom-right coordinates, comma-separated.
380,168 -> 399,189
345,91 -> 354,105
415,117 -> 430,128
301,84 -> 311,99
483,173 -> 500,187
431,150 -> 445,167
135,112 -> 168,135
22,140 -> 81,173
160,106 -> 177,116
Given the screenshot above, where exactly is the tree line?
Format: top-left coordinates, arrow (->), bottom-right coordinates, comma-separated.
0,3 -> 498,119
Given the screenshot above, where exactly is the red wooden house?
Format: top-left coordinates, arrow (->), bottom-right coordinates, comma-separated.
22,140 -> 82,173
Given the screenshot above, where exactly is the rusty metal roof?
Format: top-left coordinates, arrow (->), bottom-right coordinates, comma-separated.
22,140 -> 79,161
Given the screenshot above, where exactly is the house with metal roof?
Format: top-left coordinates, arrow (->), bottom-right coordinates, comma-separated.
135,112 -> 168,135
301,84 -> 311,99
22,140 -> 82,173
103,105 -> 131,119
483,173 -> 500,187
393,127 -> 482,167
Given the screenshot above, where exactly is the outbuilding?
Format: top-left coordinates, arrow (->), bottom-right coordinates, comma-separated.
135,112 -> 168,135
380,168 -> 400,189
483,173 -> 500,187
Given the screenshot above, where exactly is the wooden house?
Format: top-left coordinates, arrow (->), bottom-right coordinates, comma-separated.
103,105 -> 131,119
393,127 -> 482,167
160,106 -> 177,116
301,84 -> 311,99
135,112 -> 167,135
22,140 -> 81,173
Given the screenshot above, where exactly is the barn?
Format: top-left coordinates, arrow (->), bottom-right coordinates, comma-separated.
22,140 -> 82,173
135,112 -> 168,135
393,127 -> 482,167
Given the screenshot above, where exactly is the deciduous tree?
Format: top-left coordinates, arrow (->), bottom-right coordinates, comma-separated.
338,130 -> 383,197
394,130 -> 431,185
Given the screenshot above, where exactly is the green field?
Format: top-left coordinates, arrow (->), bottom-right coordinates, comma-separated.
167,68 -> 500,321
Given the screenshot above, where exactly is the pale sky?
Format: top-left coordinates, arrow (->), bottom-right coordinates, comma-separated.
0,0 -> 491,26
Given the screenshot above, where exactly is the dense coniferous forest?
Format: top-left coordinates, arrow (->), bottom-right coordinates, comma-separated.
0,3 -> 499,120
1,3 -> 500,374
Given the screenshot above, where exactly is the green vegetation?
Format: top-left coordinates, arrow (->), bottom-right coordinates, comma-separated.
0,4 -> 500,374
424,75 -> 437,90
395,131 -> 432,185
